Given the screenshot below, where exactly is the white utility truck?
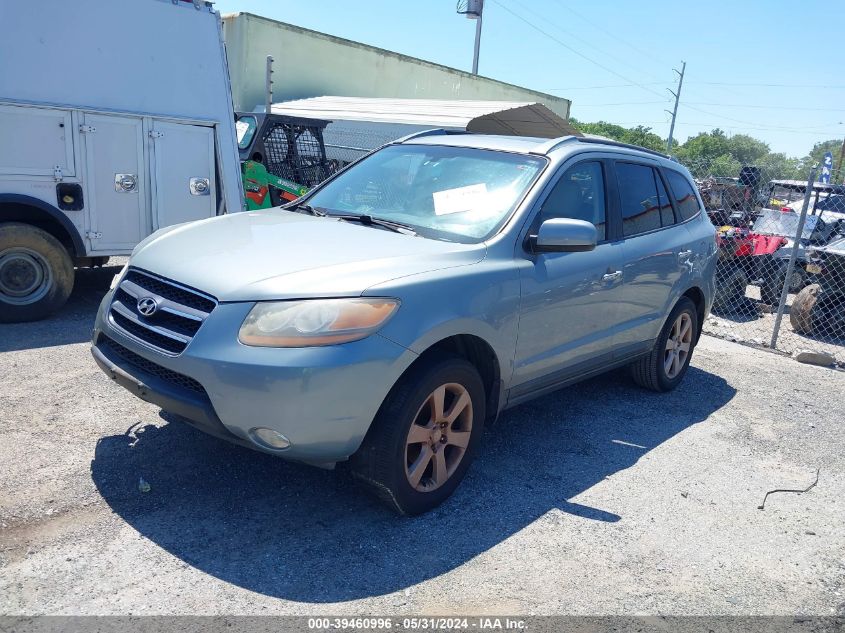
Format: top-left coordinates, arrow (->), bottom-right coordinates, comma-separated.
0,0 -> 243,322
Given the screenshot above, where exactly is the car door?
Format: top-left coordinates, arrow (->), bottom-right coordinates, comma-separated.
613,160 -> 696,356
511,158 -> 626,395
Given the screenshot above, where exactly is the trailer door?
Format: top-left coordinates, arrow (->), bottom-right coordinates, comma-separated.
150,121 -> 216,231
83,113 -> 148,251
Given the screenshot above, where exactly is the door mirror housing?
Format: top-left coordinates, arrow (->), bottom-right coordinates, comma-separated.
530,218 -> 597,253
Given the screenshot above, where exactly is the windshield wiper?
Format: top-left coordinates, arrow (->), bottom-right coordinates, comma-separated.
328,213 -> 418,236
286,202 -> 326,216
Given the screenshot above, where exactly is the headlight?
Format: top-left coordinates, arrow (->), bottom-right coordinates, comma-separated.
110,264 -> 128,290
238,298 -> 399,347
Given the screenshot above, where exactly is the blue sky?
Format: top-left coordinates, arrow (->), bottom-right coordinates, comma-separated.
215,0 -> 845,158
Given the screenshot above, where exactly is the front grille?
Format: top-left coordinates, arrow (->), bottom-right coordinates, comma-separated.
108,268 -> 217,356
100,335 -> 208,396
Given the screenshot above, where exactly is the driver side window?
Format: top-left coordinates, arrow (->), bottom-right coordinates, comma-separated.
537,161 -> 606,241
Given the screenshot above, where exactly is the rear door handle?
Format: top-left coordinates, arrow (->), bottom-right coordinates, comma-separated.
602,271 -> 623,282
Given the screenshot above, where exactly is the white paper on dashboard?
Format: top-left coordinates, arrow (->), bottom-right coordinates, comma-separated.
432,183 -> 488,215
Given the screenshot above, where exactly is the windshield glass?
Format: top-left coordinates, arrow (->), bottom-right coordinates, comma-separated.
304,144 -> 546,242
236,116 -> 257,150
753,208 -> 819,239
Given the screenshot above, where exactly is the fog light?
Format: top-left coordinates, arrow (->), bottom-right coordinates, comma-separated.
249,427 -> 291,450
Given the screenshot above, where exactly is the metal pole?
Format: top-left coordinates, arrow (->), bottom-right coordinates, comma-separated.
265,55 -> 274,113
665,61 -> 686,153
472,10 -> 483,74
770,166 -> 817,349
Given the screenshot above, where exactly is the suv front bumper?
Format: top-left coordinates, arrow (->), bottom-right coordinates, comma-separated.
92,293 -> 416,463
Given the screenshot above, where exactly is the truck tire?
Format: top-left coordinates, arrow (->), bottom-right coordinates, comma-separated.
0,222 -> 75,323
761,266 -> 805,306
713,266 -> 748,312
790,284 -> 820,335
351,356 -> 485,516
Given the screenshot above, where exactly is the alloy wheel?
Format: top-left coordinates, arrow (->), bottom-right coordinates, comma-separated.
404,383 -> 473,492
664,312 -> 693,379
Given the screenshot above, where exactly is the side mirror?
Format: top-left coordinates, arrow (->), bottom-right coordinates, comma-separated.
530,218 -> 597,253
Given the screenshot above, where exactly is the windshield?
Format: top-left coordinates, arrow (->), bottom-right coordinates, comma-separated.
303,144 -> 546,242
236,116 -> 258,150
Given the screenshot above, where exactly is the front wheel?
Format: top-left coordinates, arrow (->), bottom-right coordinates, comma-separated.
630,297 -> 699,392
0,222 -> 75,323
351,356 -> 486,516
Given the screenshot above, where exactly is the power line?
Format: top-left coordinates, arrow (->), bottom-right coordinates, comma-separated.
507,0 -> 665,85
572,101 -> 669,106
551,0 -> 667,67
684,102 -> 845,112
486,0 -> 669,100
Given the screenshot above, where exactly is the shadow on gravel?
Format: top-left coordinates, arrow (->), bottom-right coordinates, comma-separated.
91,365 -> 735,602
0,264 -> 121,352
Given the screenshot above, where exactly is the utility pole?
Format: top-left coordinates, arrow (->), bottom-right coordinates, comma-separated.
472,8 -> 483,74
665,61 -> 686,153
457,0 -> 484,74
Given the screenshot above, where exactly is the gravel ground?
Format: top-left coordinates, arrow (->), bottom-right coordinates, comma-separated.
703,284 -> 844,364
1,263 -> 844,616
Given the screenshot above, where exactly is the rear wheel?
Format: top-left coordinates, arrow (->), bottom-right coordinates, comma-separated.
713,265 -> 748,312
0,222 -> 74,323
761,265 -> 805,305
630,297 -> 699,392
351,356 -> 485,516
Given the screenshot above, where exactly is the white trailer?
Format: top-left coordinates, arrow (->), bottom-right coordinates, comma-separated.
0,0 -> 243,322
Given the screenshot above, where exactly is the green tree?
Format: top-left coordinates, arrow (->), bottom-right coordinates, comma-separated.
569,119 -> 665,152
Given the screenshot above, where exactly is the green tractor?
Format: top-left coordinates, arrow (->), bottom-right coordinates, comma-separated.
235,113 -> 338,210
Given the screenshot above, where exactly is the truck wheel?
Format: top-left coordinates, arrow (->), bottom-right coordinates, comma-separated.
790,284 -> 820,335
630,297 -> 698,393
351,356 -> 485,516
0,222 -> 75,323
713,266 -> 748,312
761,267 -> 805,305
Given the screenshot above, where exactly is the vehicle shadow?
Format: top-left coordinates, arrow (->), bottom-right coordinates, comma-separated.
0,263 -> 122,352
91,365 -> 735,602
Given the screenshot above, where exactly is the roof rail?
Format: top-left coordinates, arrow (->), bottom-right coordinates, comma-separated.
532,135 -> 672,159
394,128 -> 470,144
529,135 -> 580,155
575,136 -> 671,159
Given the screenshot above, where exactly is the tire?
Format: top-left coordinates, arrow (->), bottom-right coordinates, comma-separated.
630,297 -> 699,393
351,356 -> 486,516
0,222 -> 75,323
761,266 -> 805,305
790,284 -> 820,335
713,265 -> 748,312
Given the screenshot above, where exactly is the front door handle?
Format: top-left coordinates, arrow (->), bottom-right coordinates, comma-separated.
602,270 -> 623,282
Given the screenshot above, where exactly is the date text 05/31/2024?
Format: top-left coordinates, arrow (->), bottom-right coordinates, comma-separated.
307,617 -> 527,630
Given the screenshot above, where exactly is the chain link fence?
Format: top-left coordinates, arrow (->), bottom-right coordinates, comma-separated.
312,121 -> 845,364
683,159 -> 845,364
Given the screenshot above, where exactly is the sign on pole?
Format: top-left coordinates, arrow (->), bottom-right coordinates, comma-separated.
819,151 -> 833,184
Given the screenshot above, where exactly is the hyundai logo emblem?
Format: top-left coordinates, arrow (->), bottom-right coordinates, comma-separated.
137,297 -> 158,317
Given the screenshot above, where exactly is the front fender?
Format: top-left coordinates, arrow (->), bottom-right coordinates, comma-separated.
364,259 -> 521,386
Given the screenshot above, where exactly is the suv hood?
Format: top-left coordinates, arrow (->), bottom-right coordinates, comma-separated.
129,210 -> 486,301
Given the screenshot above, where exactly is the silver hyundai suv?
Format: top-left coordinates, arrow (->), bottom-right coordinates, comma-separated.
92,131 -> 717,515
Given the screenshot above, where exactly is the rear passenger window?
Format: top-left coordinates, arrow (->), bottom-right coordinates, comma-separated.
538,161 -> 606,241
665,170 -> 702,221
654,171 -> 675,226
616,163 -> 661,236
